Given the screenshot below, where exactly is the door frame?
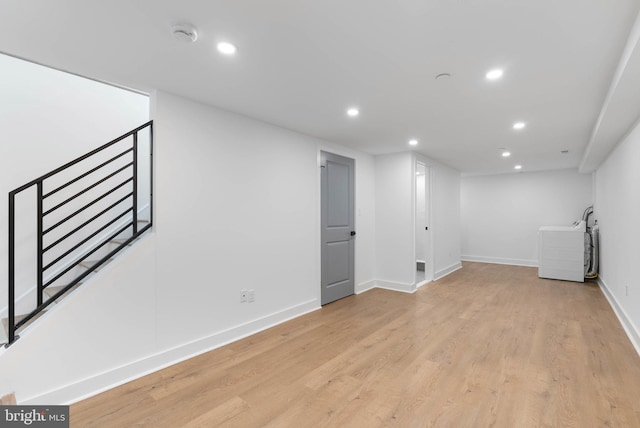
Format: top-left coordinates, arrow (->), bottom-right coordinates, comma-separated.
414,157 -> 434,286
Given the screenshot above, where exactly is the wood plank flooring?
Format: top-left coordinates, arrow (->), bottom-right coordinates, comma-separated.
71,262 -> 640,427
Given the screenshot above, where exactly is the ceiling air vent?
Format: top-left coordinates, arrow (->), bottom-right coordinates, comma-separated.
171,24 -> 198,43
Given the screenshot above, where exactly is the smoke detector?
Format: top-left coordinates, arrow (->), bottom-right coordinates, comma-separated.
171,24 -> 198,43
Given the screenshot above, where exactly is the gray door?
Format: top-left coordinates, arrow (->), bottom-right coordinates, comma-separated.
321,151 -> 355,305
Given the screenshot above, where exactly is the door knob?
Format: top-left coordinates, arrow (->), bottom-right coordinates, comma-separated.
350,231 -> 356,236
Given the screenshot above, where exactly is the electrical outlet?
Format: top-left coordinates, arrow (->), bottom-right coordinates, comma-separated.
248,289 -> 255,303
240,289 -> 248,303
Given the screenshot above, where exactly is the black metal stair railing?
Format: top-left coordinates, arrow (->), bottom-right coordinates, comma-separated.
6,121 -> 153,347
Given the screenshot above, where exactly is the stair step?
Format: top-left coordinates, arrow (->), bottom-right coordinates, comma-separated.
110,237 -> 134,246
2,310 -> 47,338
43,283 -> 82,299
1,393 -> 17,405
109,220 -> 149,245
79,259 -> 113,271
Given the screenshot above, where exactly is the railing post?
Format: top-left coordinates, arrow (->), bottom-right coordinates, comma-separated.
37,181 -> 43,307
149,121 -> 153,227
7,192 -> 16,346
132,132 -> 138,234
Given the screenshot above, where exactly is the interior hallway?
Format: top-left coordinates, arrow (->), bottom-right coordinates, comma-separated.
71,262 -> 640,427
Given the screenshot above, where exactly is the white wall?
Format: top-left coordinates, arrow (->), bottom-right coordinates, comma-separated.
0,54 -> 149,313
375,152 -> 414,287
594,119 -> 640,352
0,90 -> 377,404
461,169 -> 592,266
429,158 -> 462,278
374,152 -> 461,290
153,91 -> 320,347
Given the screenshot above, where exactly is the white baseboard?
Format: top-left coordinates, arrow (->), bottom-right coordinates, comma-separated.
374,279 -> 416,294
461,255 -> 538,267
355,280 -> 376,294
597,277 -> 640,358
416,279 -> 431,289
434,262 -> 462,280
23,299 -> 320,405
357,278 -> 434,294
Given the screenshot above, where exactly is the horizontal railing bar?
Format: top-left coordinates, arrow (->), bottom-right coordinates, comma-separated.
43,208 -> 133,272
43,162 -> 133,216
43,148 -> 133,199
43,181 -> 133,234
12,121 -> 152,195
43,194 -> 133,253
43,222 -> 134,289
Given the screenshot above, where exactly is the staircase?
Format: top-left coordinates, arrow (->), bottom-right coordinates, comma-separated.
3,121 -> 153,348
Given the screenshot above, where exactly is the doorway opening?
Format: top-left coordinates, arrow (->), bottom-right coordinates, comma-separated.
415,162 -> 433,286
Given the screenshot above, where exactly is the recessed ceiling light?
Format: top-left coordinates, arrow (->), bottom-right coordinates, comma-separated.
171,25 -> 198,43
346,107 -> 359,117
435,73 -> 452,80
486,68 -> 503,80
502,151 -> 511,157
409,139 -> 418,146
217,42 -> 237,55
513,122 -> 526,130
514,165 -> 522,170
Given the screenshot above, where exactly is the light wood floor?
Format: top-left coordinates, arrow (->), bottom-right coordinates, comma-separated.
71,262 -> 640,427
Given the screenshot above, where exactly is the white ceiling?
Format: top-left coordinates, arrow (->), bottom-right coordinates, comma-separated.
1,0 -> 639,175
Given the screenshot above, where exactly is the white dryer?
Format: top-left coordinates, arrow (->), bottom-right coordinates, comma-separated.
538,220 -> 585,282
